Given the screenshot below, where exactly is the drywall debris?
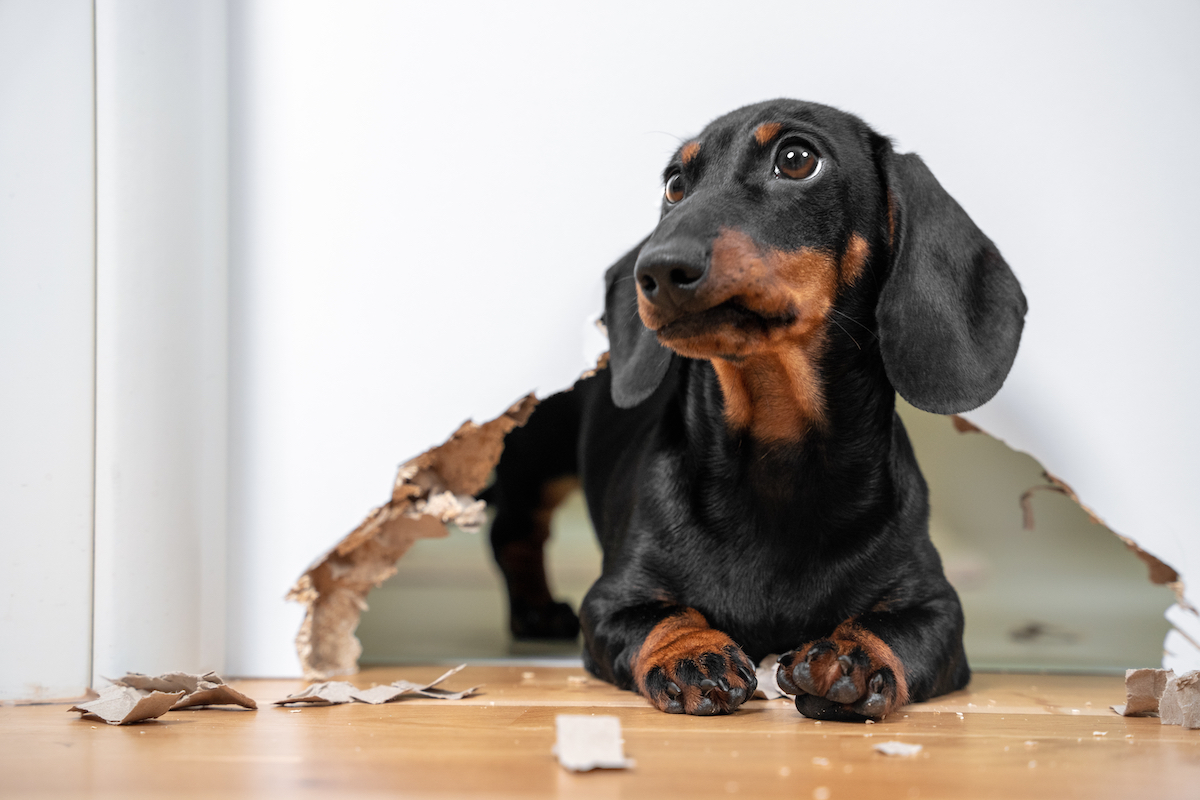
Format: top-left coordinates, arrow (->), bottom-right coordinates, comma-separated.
874,741 -> 923,757
1112,668 -> 1173,717
350,664 -> 478,704
70,686 -> 184,725
755,654 -> 791,700
287,395 -> 539,680
1159,670 -> 1200,729
275,681 -> 358,706
275,664 -> 476,706
113,671 -> 257,710
553,714 -> 635,771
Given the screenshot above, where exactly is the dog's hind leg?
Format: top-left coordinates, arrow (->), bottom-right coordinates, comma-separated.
485,389 -> 583,640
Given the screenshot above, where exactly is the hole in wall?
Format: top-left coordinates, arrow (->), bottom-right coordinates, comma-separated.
297,381 -> 1177,678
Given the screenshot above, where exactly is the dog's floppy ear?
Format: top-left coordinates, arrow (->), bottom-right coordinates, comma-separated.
876,147 -> 1027,414
604,238 -> 674,408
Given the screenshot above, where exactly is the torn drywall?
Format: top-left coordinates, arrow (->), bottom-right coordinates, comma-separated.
113,671 -> 257,710
70,671 -> 259,724
286,395 -> 538,680
1002,434 -> 1196,670
295,359 -> 1196,677
1019,469 -> 1187,605
1159,671 -> 1200,729
552,714 -> 635,771
1112,668 -> 1172,717
874,741 -> 924,757
275,664 -> 476,705
70,686 -> 184,725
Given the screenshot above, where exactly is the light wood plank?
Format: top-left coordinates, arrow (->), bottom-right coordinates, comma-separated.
2,668 -> 1197,799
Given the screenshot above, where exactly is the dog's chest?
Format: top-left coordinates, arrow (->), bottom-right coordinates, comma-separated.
624,473 -> 879,650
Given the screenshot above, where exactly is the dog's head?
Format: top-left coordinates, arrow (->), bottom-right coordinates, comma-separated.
607,99 -> 1026,430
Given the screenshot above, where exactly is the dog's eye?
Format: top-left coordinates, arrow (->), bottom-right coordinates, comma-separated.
664,172 -> 685,204
774,143 -> 819,180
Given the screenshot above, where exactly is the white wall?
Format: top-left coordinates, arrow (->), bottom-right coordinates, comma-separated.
91,0 -> 229,685
3,1 -> 1195,690
228,0 -> 1200,676
0,0 -> 96,701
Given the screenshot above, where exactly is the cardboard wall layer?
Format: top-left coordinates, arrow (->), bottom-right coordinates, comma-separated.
226,0 -> 1200,675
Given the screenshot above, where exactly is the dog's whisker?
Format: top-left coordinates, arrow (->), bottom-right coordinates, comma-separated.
828,316 -> 861,350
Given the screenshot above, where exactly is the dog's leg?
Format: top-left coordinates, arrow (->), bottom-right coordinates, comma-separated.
776,593 -> 969,721
487,389 -> 582,640
581,591 -> 758,715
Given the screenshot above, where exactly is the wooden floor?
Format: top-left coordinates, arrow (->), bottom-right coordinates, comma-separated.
3,667 -> 1197,799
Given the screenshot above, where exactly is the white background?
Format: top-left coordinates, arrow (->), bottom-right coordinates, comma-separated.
3,0 -> 1198,693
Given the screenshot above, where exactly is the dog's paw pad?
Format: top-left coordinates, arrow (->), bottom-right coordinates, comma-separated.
776,631 -> 905,721
639,640 -> 757,716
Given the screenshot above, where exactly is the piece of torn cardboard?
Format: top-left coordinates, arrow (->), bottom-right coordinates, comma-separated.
1112,668 -> 1173,717
553,714 -> 635,771
1159,670 -> 1200,729
71,671 -> 259,724
70,686 -> 185,725
112,671 -> 257,710
1112,668 -> 1200,729
874,741 -> 924,757
286,396 -> 537,680
754,654 -> 792,701
275,664 -> 477,706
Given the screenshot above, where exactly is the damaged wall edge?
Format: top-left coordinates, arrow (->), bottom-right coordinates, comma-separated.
954,414 -> 1199,668
288,389 -> 1195,680
285,394 -> 538,680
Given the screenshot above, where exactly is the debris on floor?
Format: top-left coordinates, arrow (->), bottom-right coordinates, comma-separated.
1111,668 -> 1172,717
1111,668 -> 1200,729
70,671 -> 258,725
275,664 -> 477,706
874,741 -> 924,757
754,654 -> 791,700
552,714 -> 635,772
69,686 -> 184,725
1159,670 -> 1200,729
113,671 -> 258,710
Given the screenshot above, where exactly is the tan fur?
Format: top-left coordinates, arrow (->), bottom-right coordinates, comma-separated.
637,229 -> 836,441
840,233 -> 870,286
632,608 -> 748,713
681,141 -> 700,165
753,121 -> 782,145
798,619 -> 910,711
636,228 -> 874,443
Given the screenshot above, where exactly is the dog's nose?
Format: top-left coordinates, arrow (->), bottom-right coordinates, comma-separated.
634,248 -> 708,309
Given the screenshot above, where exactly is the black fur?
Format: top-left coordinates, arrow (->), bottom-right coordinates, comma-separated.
488,99 -> 1025,719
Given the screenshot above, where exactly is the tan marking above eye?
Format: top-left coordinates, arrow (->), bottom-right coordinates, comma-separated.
840,234 -> 870,286
681,141 -> 700,165
754,122 -> 782,145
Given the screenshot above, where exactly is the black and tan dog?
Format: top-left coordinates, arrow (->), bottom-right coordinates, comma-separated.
486,99 -> 1026,721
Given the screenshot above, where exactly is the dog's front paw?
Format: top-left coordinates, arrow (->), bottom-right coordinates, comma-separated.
633,611 -> 757,715
776,623 -> 909,721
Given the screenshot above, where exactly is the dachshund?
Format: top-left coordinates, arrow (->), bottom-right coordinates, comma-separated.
485,98 -> 1026,721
